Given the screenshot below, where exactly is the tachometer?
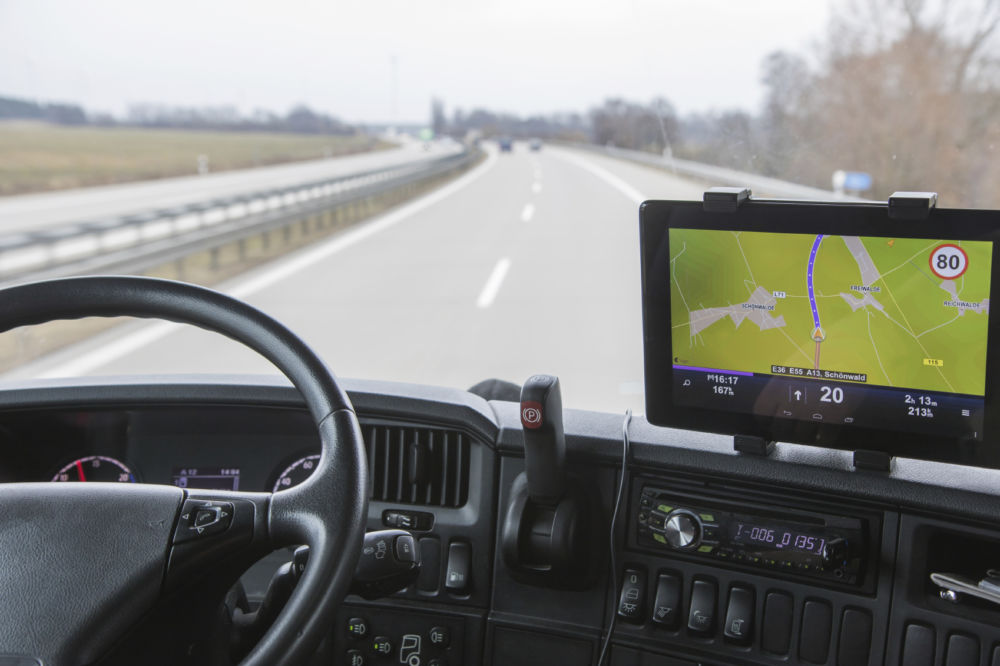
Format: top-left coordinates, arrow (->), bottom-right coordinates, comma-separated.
272,454 -> 319,492
52,455 -> 135,483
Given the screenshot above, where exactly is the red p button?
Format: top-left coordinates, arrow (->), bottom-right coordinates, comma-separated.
521,401 -> 543,429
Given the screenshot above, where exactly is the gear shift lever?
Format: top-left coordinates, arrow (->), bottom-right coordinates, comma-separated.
520,374 -> 568,504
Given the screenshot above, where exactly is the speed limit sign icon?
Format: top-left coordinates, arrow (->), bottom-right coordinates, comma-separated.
929,244 -> 968,279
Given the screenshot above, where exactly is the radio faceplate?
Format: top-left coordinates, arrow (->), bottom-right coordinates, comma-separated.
635,485 -> 868,586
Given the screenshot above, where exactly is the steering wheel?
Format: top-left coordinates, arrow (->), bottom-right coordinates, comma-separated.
0,276 -> 369,665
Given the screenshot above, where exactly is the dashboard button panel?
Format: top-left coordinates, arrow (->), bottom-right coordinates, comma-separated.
798,599 -> 832,664
417,536 -> 441,593
347,617 -> 369,640
902,623 -> 935,666
618,568 -> 647,623
444,541 -> 471,594
687,578 -> 716,634
651,573 -> 681,629
761,591 -> 794,655
723,585 -> 754,644
837,607 -> 872,665
946,633 -> 980,666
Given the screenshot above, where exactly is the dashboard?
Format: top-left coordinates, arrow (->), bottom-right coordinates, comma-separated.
2,374 -> 1000,666
0,405 -> 320,492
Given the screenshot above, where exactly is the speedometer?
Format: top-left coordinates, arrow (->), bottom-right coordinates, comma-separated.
272,454 -> 319,492
52,456 -> 135,483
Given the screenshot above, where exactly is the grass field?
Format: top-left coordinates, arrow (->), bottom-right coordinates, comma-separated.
0,121 -> 389,195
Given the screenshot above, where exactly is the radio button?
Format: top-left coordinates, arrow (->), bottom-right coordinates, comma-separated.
651,573 -> 682,629
665,512 -> 701,549
822,537 -> 854,570
687,578 -> 717,635
723,586 -> 755,645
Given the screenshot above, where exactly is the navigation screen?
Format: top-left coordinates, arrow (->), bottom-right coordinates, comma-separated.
669,228 -> 992,440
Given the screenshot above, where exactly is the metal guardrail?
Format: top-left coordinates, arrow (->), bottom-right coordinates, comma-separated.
570,143 -> 863,201
0,150 -> 472,282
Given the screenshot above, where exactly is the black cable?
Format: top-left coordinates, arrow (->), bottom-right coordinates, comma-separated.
598,408 -> 632,666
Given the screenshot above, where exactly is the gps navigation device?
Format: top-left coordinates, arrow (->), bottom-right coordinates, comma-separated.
639,198 -> 1000,468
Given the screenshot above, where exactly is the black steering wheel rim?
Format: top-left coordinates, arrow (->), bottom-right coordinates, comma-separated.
0,276 -> 369,665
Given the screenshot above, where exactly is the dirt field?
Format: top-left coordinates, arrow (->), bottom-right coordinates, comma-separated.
0,122 -> 389,195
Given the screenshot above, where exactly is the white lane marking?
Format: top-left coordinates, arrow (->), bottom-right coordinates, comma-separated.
476,257 -> 511,309
521,203 -> 535,222
231,150 -> 497,299
26,149 -> 501,379
532,182 -> 542,193
550,149 -> 646,205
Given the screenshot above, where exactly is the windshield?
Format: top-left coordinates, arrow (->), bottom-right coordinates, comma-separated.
1,0 -> 997,413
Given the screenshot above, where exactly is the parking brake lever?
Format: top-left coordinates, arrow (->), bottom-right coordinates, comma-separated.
520,374 -> 567,504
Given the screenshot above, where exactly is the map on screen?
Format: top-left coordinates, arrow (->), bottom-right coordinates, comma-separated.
669,229 -> 993,396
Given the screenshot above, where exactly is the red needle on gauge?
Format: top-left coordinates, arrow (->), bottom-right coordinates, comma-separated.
75,460 -> 86,482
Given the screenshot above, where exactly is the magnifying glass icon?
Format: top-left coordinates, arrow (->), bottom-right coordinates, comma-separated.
682,379 -> 692,387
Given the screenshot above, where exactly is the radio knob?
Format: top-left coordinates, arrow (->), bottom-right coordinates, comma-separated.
664,512 -> 701,550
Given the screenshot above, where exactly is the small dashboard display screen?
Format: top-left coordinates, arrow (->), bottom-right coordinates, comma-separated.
668,228 -> 992,441
172,466 -> 241,491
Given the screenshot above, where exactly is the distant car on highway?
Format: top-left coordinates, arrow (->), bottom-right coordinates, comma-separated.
498,137 -> 513,152
529,138 -> 542,151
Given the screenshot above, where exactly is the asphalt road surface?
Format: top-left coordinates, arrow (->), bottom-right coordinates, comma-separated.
0,138 -> 461,236
3,143 -> 706,414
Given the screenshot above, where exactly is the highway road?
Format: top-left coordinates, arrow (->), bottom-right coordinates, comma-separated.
3,143 -> 706,414
0,138 -> 461,236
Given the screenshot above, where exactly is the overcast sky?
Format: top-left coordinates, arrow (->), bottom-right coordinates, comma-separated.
0,0 -> 830,124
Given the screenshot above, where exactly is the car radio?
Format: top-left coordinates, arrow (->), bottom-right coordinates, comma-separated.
635,485 -> 867,585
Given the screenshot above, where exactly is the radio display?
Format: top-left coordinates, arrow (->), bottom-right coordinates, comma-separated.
730,520 -> 826,555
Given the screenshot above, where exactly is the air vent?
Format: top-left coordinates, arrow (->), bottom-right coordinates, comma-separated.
364,424 -> 471,508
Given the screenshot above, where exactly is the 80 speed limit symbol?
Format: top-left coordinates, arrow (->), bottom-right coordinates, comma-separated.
929,244 -> 968,279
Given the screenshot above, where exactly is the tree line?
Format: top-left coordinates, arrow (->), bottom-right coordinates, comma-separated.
0,95 -> 357,136
440,0 -> 1000,207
